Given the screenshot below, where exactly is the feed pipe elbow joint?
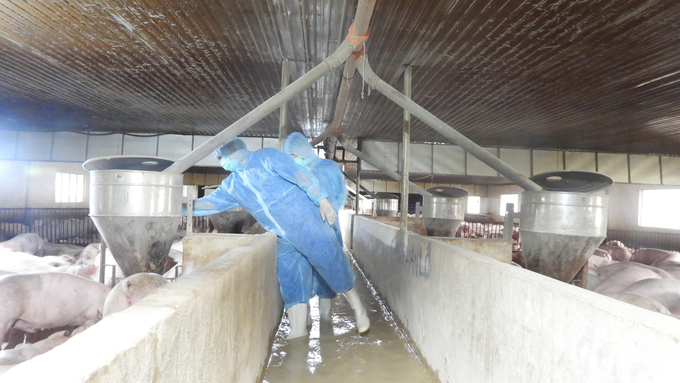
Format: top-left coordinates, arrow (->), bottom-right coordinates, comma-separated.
346,24 -> 370,51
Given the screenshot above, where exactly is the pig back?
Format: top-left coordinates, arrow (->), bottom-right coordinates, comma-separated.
2,273 -> 111,330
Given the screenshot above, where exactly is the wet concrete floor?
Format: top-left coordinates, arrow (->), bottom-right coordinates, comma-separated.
262,257 -> 437,383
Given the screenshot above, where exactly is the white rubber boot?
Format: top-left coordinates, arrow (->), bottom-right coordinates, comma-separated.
343,288 -> 370,334
319,298 -> 332,321
286,303 -> 309,340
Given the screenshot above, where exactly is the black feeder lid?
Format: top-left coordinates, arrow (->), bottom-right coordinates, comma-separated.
83,156 -> 175,172
530,170 -> 613,193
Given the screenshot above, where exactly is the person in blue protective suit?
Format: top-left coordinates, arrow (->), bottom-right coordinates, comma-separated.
187,138 -> 369,339
284,132 -> 348,323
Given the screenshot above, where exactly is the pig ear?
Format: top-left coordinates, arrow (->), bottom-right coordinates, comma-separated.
123,280 -> 133,294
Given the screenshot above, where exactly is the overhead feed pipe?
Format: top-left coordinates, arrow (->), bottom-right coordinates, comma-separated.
353,56 -> 543,192
342,170 -> 375,198
278,58 -> 290,150
310,0 -> 376,153
337,134 -> 433,197
163,0 -> 375,174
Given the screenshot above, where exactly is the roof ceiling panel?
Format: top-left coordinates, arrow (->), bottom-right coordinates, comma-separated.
0,0 -> 679,155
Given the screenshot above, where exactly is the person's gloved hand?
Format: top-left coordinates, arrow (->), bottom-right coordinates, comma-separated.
319,198 -> 336,225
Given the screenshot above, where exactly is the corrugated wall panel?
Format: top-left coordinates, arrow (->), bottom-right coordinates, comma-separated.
499,148 -> 531,177
52,132 -> 88,162
565,152 -> 596,172
158,135 -> 193,161
467,148 -> 499,177
0,131 -> 17,160
433,145 -> 465,175
16,131 -> 52,161
630,155 -> 661,184
403,143 -> 433,173
193,136 -> 220,167
661,157 -> 680,186
361,141 -> 399,172
87,134 -> 123,159
533,150 -> 564,175
597,153 -> 629,183
122,135 -> 158,156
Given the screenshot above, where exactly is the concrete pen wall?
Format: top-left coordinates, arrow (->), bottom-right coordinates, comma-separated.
351,216 -> 680,383
0,232 -> 281,382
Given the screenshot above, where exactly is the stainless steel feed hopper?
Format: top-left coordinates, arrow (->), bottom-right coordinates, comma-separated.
84,157 -> 183,276
519,171 -> 612,283
374,193 -> 399,217
422,186 -> 468,237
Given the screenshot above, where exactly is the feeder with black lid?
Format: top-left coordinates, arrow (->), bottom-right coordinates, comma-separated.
519,170 -> 612,283
422,186 -> 469,237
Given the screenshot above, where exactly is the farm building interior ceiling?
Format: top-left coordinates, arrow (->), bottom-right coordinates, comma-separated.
2,0 -> 680,176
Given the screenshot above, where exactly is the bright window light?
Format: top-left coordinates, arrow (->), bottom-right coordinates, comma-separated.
55,172 -> 84,203
500,194 -> 520,214
467,196 -> 481,214
639,189 -> 680,230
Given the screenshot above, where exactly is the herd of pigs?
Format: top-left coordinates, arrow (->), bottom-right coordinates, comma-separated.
586,241 -> 680,316
0,232 -> 180,371
3,226 -> 680,373
512,236 -> 680,318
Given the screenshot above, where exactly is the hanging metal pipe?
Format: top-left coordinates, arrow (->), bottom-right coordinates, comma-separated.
354,57 -> 543,192
163,0 -> 375,174
163,42 -> 353,174
310,0 -> 376,152
354,139 -> 363,215
400,65 -> 412,230
278,58 -> 290,150
342,170 -> 375,197
337,135 -> 432,197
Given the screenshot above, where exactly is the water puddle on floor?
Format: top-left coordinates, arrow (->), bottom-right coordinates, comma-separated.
262,259 -> 437,383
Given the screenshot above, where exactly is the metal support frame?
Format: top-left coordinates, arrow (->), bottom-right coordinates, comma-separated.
400,65 -> 412,231
338,135 -> 432,197
354,139 -> 362,215
278,58 -> 290,150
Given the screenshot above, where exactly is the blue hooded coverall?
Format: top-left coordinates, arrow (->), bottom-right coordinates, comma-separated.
284,132 -> 348,300
190,138 -> 356,308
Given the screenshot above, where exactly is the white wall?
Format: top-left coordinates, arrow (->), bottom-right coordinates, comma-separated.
0,160 -> 89,208
487,184 -> 523,221
352,216 -> 680,383
606,183 -> 680,233
358,140 -> 680,188
0,130 -> 222,167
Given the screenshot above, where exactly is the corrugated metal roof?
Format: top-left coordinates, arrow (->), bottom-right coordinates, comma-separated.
1,0 -> 680,156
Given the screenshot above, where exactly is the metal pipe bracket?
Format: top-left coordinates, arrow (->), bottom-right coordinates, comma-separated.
345,24 -> 370,50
